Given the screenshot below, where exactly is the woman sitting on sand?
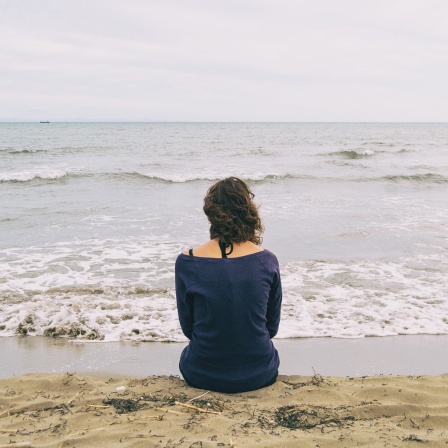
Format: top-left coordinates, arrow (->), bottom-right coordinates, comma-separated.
175,177 -> 282,393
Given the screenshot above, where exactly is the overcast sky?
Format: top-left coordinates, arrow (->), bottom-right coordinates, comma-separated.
1,0 -> 447,121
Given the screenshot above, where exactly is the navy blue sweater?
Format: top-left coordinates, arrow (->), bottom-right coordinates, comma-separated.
175,249 -> 282,393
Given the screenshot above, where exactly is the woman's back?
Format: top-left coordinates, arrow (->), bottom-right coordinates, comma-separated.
176,248 -> 281,393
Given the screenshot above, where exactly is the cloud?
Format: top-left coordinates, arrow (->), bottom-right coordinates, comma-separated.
1,0 -> 447,121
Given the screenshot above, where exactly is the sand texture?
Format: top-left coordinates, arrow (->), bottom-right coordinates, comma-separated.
0,373 -> 447,447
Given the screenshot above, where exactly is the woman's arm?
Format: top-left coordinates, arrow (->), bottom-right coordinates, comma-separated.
175,257 -> 194,340
266,269 -> 282,338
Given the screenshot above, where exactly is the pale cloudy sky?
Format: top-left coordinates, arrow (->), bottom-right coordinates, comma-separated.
1,0 -> 447,121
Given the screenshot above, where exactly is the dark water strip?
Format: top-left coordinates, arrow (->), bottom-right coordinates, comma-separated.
1,335 -> 447,378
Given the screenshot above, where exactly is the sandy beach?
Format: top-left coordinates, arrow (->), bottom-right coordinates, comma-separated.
1,336 -> 448,446
1,371 -> 447,448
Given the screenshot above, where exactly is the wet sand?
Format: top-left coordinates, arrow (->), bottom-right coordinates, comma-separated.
1,335 -> 447,378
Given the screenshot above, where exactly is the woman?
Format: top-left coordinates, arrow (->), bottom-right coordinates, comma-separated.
175,177 -> 282,393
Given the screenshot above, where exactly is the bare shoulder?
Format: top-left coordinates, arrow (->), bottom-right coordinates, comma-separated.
184,240 -> 222,258
183,239 -> 265,258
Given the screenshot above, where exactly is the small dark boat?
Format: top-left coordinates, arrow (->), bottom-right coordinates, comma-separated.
40,121 -> 50,123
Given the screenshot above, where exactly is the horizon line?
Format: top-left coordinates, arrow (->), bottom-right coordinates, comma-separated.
1,120 -> 447,124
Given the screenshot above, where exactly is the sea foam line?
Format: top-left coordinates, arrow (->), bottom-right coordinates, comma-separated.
0,254 -> 446,341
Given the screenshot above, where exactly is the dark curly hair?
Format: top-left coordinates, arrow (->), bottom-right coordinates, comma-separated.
203,177 -> 264,246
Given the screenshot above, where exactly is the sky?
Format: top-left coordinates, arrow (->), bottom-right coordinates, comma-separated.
1,0 -> 447,122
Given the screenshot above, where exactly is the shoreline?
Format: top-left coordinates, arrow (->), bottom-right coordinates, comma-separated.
1,334 -> 447,379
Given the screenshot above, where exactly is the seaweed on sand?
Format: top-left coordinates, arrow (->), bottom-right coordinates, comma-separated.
103,398 -> 142,414
274,404 -> 355,430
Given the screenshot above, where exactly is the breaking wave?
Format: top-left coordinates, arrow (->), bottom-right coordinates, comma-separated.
378,173 -> 448,184
0,168 -> 74,183
1,255 -> 447,342
3,148 -> 48,155
328,149 -> 376,159
109,172 -> 307,184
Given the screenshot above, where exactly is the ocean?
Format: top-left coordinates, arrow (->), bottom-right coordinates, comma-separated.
1,122 -> 447,342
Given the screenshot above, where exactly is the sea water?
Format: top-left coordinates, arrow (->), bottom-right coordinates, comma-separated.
1,122 -> 447,341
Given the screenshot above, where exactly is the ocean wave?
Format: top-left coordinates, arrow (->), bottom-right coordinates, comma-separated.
0,286 -> 183,342
0,168 -> 83,184
378,173 -> 448,184
328,149 -> 376,159
149,171 -> 448,185
110,172 -> 305,184
0,238 -> 184,296
110,172 -> 220,183
6,149 -> 48,154
277,256 -> 448,339
1,285 -> 173,303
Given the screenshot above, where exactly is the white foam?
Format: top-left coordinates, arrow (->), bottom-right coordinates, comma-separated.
358,149 -> 375,156
0,238 -> 184,294
1,243 -> 447,341
0,287 -> 185,342
0,166 -> 74,182
0,237 -> 189,341
277,255 -> 448,339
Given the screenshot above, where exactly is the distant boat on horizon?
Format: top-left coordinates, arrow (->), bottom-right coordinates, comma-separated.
40,121 -> 50,123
